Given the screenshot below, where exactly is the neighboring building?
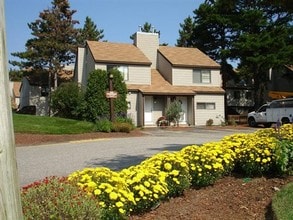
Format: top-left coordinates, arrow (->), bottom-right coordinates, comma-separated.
74,31 -> 225,126
9,81 -> 21,109
225,77 -> 254,115
268,65 -> 293,99
19,74 -> 50,116
225,64 -> 293,117
18,65 -> 74,116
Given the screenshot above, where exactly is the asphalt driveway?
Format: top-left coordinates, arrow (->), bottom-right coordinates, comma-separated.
16,127 -> 257,186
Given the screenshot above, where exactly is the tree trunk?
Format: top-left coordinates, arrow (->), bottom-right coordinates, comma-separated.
254,66 -> 269,109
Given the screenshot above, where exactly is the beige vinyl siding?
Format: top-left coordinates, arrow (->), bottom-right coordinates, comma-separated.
210,69 -> 222,86
194,94 -> 225,125
92,64 -> 150,85
80,48 -> 96,86
172,68 -> 192,85
157,52 -> 173,83
86,48 -> 96,73
127,66 -> 151,85
173,68 -> 222,87
127,92 -> 138,126
75,47 -> 85,84
134,32 -> 159,68
95,64 -> 106,71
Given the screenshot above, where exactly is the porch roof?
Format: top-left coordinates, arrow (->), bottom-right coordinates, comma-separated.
127,69 -> 225,95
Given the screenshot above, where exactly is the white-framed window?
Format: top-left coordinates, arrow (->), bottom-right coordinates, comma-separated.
193,69 -> 211,84
196,102 -> 215,110
107,65 -> 129,81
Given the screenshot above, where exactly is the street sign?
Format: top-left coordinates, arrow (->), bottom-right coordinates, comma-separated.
106,91 -> 118,98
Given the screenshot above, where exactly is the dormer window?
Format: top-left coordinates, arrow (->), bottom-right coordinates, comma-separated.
107,65 -> 129,81
193,69 -> 211,84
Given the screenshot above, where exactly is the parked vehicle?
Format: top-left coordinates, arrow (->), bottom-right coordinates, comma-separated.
247,98 -> 293,127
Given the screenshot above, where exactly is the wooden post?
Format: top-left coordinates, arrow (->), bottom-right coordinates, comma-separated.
0,0 -> 24,219
109,73 -> 114,122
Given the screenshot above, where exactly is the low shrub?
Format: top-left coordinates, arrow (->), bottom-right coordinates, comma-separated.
234,134 -> 278,176
115,116 -> 135,128
181,142 -> 235,187
228,118 -> 237,126
274,140 -> 293,175
21,176 -> 100,219
69,167 -> 135,219
142,151 -> 191,197
120,165 -> 169,214
206,118 -> 213,126
95,119 -> 112,133
22,124 -> 293,219
112,122 -> 133,133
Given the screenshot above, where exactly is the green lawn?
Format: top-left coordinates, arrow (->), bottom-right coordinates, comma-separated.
272,182 -> 293,220
13,113 -> 96,134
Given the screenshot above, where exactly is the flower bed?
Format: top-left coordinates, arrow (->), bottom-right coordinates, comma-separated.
21,124 -> 293,219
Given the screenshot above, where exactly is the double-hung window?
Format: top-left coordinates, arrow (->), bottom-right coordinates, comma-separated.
196,102 -> 215,110
193,69 -> 211,84
107,65 -> 129,81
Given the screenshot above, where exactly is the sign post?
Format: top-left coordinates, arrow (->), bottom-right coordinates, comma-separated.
107,74 -> 117,122
0,0 -> 24,219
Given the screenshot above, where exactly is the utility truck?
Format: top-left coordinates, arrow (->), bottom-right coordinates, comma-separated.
247,98 -> 293,127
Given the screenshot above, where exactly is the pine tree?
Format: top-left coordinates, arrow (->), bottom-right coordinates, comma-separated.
77,16 -> 104,46
10,0 -> 79,89
176,16 -> 195,47
177,0 -> 293,108
130,22 -> 160,40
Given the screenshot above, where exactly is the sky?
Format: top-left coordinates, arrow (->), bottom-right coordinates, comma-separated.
4,0 -> 204,66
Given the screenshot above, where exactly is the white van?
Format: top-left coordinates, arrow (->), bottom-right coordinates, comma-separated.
247,98 -> 293,127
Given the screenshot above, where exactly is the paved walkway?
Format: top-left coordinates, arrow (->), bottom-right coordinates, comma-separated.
16,126 -> 257,186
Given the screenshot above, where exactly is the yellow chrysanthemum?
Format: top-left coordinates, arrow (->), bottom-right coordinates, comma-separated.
116,201 -> 124,208
109,191 -> 118,200
94,189 -> 101,195
119,208 -> 126,214
164,163 -> 172,171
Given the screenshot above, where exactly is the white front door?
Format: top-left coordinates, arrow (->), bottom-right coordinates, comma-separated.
178,96 -> 187,124
144,96 -> 153,125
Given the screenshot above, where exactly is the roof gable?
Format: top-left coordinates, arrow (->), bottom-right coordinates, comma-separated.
87,41 -> 152,66
158,46 -> 220,69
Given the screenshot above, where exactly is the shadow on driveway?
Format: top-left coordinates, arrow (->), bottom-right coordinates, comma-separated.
85,143 -> 199,171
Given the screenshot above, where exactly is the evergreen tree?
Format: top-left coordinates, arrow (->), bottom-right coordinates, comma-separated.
232,0 -> 293,107
83,69 -> 127,122
77,16 -> 104,46
177,0 -> 293,108
130,22 -> 160,40
176,16 -> 195,47
9,69 -> 24,81
10,0 -> 79,89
